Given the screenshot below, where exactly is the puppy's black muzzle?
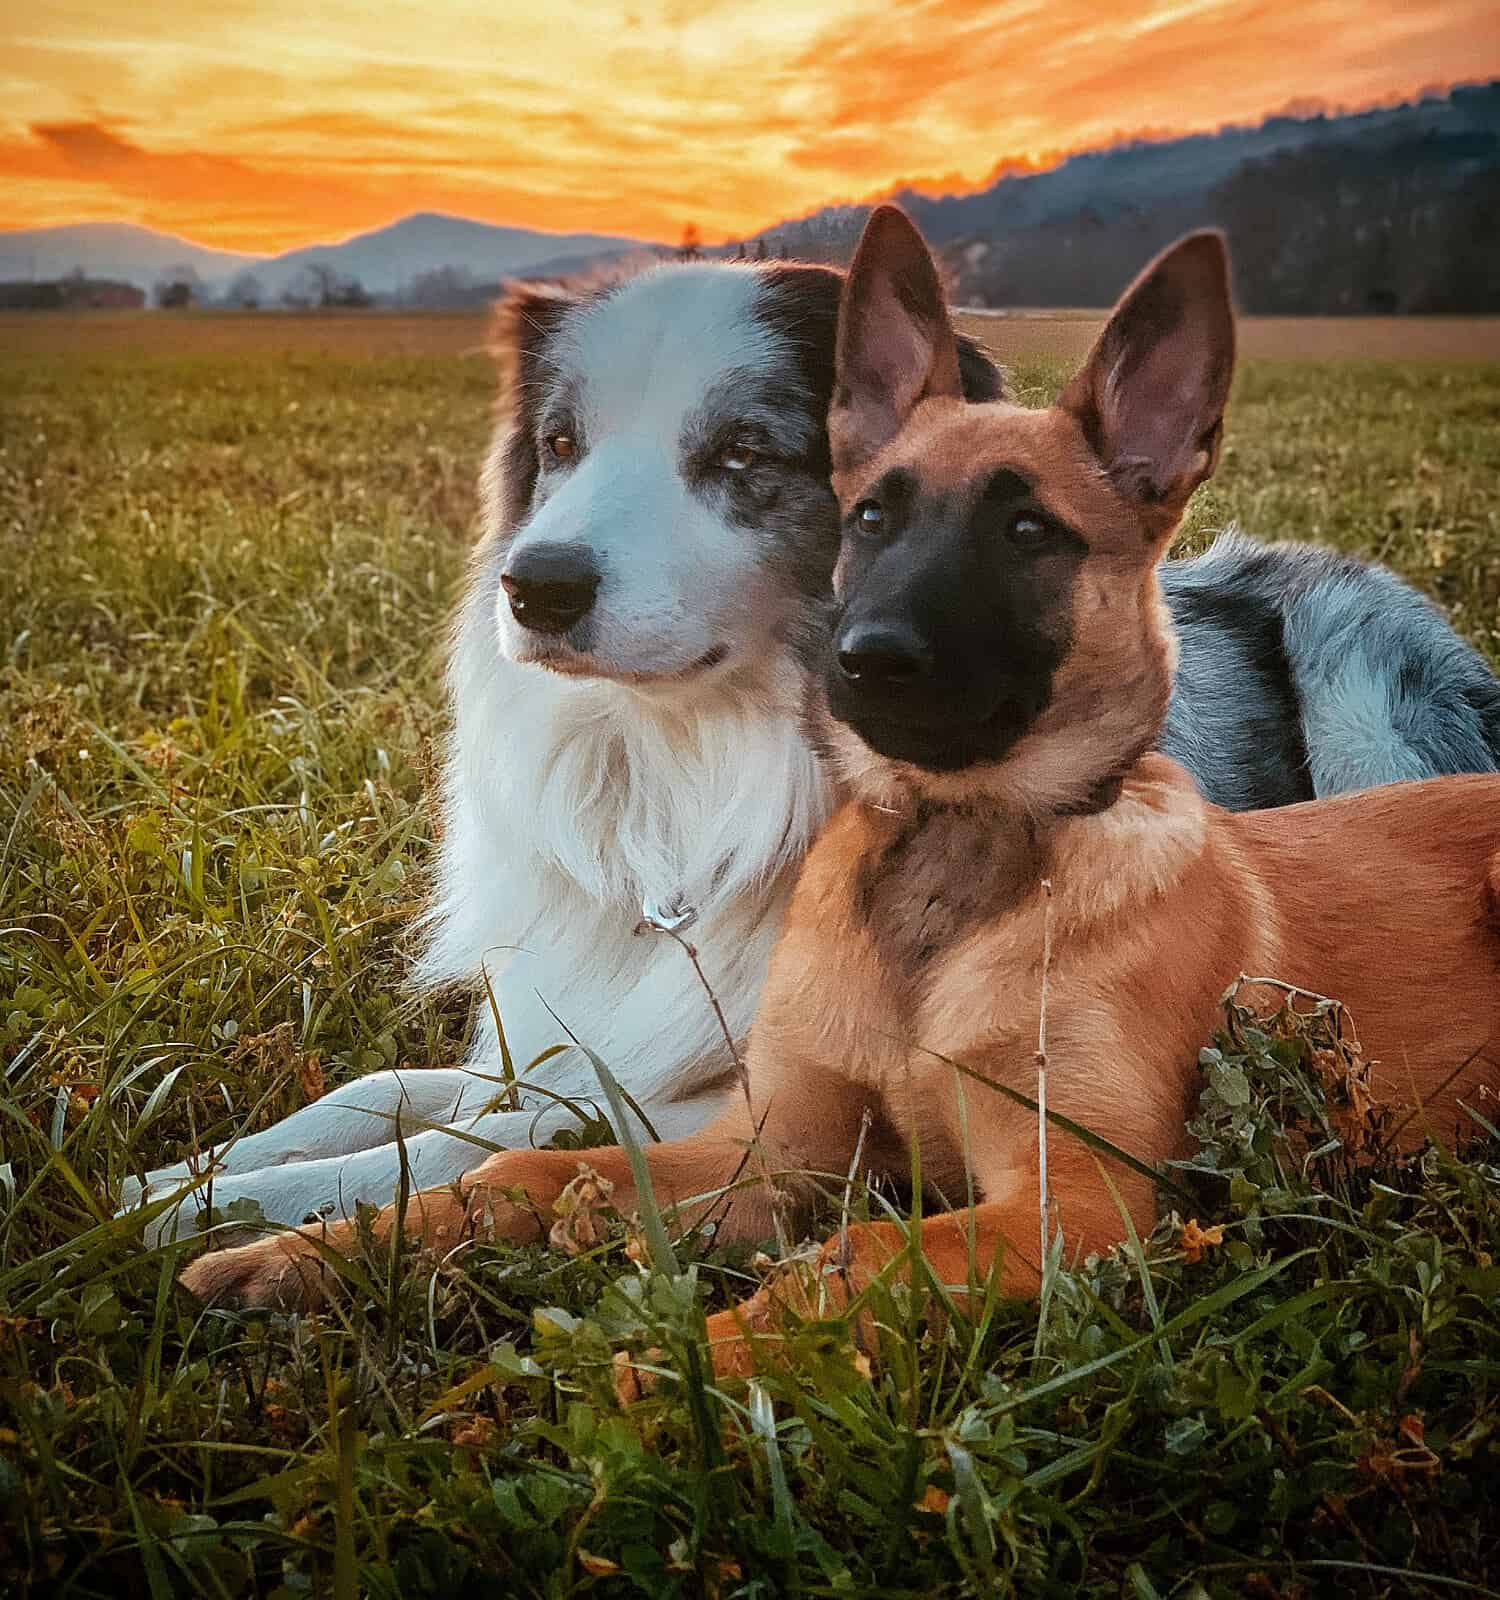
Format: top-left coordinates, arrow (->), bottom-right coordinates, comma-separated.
835,621 -> 934,693
826,606 -> 1053,773
501,545 -> 601,634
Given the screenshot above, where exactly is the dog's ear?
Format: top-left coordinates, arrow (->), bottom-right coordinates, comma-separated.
486,282 -> 578,531
1060,231 -> 1235,535
760,257 -> 1004,432
830,206 -> 964,480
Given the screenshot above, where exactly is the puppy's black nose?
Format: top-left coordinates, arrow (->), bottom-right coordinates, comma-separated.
500,546 -> 601,634
835,623 -> 933,689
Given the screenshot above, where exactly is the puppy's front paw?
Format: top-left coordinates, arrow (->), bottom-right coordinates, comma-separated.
179,1230 -> 335,1312
703,1294 -> 775,1380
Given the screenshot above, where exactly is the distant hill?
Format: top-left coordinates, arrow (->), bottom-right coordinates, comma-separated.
750,82 -> 1500,314
0,223 -> 256,294
0,212 -> 657,302
248,212 -> 653,299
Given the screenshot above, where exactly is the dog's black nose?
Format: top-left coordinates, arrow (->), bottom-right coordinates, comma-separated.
500,546 -> 601,634
835,623 -> 933,689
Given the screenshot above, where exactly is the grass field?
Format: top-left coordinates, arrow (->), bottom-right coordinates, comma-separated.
2,312 -> 1498,1597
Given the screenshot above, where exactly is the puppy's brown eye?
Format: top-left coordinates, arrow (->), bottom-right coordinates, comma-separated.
546,434 -> 576,461
716,445 -> 759,472
1009,511 -> 1049,546
855,499 -> 885,534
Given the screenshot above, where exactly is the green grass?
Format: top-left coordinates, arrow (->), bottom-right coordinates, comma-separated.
1,321 -> 1498,1597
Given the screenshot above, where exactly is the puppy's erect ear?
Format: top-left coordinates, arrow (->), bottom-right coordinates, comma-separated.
1060,231 -> 1235,530
830,206 -> 964,479
486,282 -> 578,531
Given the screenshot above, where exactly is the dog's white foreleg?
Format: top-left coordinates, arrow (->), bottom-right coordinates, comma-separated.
120,1066 -> 500,1207
128,1087 -> 730,1245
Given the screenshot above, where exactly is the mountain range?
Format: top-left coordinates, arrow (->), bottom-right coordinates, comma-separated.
0,212 -> 654,298
2,81 -> 1496,313
752,82 -> 1500,259
748,81 -> 1499,314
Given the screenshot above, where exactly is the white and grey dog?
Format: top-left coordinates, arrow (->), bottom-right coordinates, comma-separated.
127,256 -> 1500,1242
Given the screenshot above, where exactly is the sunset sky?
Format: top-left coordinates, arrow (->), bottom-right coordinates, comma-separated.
3,0 -> 1498,254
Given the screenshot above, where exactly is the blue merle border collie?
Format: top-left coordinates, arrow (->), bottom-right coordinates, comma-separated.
125,247 -> 1500,1243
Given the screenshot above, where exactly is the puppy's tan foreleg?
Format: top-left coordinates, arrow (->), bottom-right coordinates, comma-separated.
177,1062 -> 886,1313
177,1130 -> 772,1310
698,1149 -> 1159,1379
696,1202 -> 1033,1378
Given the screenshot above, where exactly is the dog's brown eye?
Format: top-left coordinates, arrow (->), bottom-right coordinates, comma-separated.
855,500 -> 885,534
546,434 -> 576,461
716,445 -> 759,472
1009,511 -> 1049,546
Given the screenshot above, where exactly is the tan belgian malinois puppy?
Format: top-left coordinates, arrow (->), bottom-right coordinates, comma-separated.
184,210 -> 1500,1381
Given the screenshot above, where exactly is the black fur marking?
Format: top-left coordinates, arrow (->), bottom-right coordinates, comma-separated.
497,290 -> 581,532
1054,773 -> 1127,816
827,471 -> 1085,772
1396,656 -> 1425,700
979,467 -> 1035,504
753,266 -> 844,471
1163,577 -> 1314,807
955,339 -> 1007,402
735,269 -> 1008,605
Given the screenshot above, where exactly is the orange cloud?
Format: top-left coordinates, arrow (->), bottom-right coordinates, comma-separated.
30,121 -> 143,171
1,0 -> 1495,251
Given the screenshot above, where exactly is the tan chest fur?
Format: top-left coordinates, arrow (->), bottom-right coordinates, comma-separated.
749,757 -> 1242,1200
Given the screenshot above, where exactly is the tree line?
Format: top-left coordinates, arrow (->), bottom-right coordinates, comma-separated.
945,133 -> 1500,314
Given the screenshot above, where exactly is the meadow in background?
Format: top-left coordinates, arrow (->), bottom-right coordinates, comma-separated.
1,311 -> 1497,1595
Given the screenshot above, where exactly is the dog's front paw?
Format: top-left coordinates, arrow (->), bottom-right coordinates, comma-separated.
609,1297 -> 775,1404
179,1230 -> 336,1312
703,1295 -> 774,1379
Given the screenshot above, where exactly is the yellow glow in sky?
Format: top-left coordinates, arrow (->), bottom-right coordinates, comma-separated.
2,0 -> 1496,252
